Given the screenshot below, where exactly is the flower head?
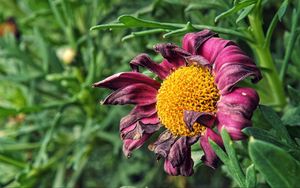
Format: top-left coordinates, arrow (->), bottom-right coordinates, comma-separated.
94,30 -> 261,176
0,18 -> 20,38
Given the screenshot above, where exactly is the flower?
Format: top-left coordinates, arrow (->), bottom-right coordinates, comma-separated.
93,30 -> 261,176
0,18 -> 19,38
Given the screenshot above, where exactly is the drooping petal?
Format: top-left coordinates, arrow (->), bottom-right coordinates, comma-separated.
164,137 -> 199,176
148,130 -> 177,158
217,87 -> 259,140
200,128 -> 223,168
101,83 -> 157,106
198,37 -> 233,64
213,45 -> 262,94
120,104 -> 157,131
182,29 -> 218,55
130,53 -> 169,79
183,110 -> 216,131
154,43 -> 190,68
121,117 -> 160,140
93,72 -> 160,90
164,149 -> 194,176
123,133 -> 152,158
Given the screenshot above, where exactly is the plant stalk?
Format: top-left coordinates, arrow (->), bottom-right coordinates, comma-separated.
248,6 -> 286,108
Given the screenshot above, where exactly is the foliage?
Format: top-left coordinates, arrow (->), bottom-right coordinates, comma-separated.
0,0 -> 300,187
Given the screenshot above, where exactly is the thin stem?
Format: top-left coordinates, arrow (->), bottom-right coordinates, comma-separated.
248,4 -> 286,108
279,1 -> 300,81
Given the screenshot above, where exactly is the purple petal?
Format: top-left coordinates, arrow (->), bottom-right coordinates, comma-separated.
164,144 -> 194,176
93,72 -> 160,90
168,137 -> 189,167
130,53 -> 169,80
200,128 -> 223,168
185,55 -> 211,68
148,130 -> 176,158
182,29 -> 218,55
154,43 -> 190,68
183,110 -> 216,131
120,104 -> 157,131
121,119 -> 160,140
102,83 -> 157,106
164,159 -> 179,176
213,45 -> 262,94
198,37 -> 233,63
123,133 -> 152,158
217,87 -> 259,140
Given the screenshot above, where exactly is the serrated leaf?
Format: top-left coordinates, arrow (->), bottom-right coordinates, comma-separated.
278,0 -> 289,21
249,139 -> 300,188
245,164 -> 256,188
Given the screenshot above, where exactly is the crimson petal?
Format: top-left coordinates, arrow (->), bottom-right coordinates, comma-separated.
93,72 -> 160,90
121,118 -> 160,140
123,133 -> 152,158
183,110 -> 216,131
217,87 -> 259,140
154,43 -> 190,68
148,130 -> 176,158
213,45 -> 262,94
164,137 -> 197,176
102,83 -> 157,106
120,104 -> 157,131
182,29 -> 218,55
130,53 -> 169,80
200,128 -> 223,168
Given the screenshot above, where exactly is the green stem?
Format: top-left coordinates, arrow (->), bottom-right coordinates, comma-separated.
279,1 -> 300,81
0,154 -> 27,168
248,5 -> 286,108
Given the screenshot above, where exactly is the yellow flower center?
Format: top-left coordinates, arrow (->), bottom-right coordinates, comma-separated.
156,65 -> 220,137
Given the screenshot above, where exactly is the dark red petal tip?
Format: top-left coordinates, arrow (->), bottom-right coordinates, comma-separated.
154,43 -> 190,68
93,72 -> 160,90
182,30 -> 218,55
102,83 -> 157,106
130,53 -> 169,79
148,130 -> 176,158
183,110 -> 216,131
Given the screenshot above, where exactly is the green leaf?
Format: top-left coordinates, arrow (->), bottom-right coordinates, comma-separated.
220,128 -> 246,187
243,127 -> 290,149
185,2 -> 223,12
287,85 -> 300,105
236,4 -> 255,23
245,164 -> 256,188
259,105 -> 294,145
118,15 -> 179,29
0,106 -> 18,117
278,0 -> 289,21
209,138 -> 229,164
215,0 -> 257,22
282,107 -> 300,126
191,150 -> 204,168
249,138 -> 300,188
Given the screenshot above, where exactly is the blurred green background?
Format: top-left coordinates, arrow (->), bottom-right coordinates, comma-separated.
0,0 -> 299,187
